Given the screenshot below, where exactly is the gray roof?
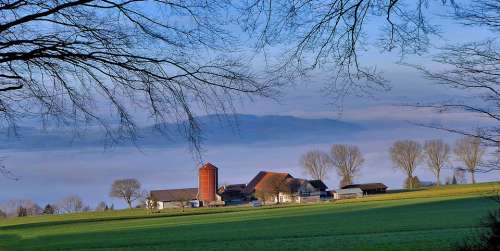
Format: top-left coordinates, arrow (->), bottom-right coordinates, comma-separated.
308,180 -> 328,190
150,188 -> 198,202
334,188 -> 363,195
341,183 -> 387,190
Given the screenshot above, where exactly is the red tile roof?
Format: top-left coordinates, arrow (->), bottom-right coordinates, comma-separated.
243,171 -> 293,194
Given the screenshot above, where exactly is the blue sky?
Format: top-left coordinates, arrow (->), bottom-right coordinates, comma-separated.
0,2 -> 498,209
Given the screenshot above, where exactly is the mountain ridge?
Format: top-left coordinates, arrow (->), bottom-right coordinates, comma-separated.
0,114 -> 363,150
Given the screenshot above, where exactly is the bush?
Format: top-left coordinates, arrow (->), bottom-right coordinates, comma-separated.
43,204 -> 55,215
455,208 -> 500,251
17,206 -> 27,217
404,176 -> 421,189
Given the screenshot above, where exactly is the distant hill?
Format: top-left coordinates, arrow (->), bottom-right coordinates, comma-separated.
0,114 -> 362,150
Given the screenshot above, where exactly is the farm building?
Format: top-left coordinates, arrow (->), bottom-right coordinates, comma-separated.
150,188 -> 199,209
333,188 -> 363,199
218,184 -> 247,205
243,171 -> 329,203
341,183 -> 387,195
150,164 -> 332,208
149,163 -> 222,209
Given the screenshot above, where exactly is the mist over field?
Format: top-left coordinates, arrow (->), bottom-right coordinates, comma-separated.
1,112 -> 497,208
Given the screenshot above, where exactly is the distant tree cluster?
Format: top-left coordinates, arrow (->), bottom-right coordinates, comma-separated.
391,136 -> 487,189
300,144 -> 364,188
0,177 -> 147,218
0,194 -> 98,218
301,136 -> 492,189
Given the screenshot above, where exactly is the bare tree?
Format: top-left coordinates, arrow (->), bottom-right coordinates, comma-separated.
330,144 -> 364,187
171,194 -> 192,212
409,1 -> 498,169
110,178 -> 142,209
254,190 -> 273,204
266,177 -> 292,204
1,199 -> 38,217
237,1 -> 459,101
300,150 -> 332,181
390,140 -> 422,189
454,136 -> 486,184
58,195 -> 84,213
95,201 -> 107,212
0,157 -> 18,180
145,194 -> 159,213
0,0 -> 274,153
423,139 -> 450,186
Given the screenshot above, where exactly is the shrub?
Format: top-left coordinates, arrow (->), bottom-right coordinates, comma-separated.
17,206 -> 27,217
404,176 -> 421,189
0,209 -> 6,218
43,204 -> 55,215
455,208 -> 500,251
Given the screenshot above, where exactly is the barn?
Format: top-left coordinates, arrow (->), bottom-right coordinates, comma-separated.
150,188 -> 199,209
341,183 -> 388,195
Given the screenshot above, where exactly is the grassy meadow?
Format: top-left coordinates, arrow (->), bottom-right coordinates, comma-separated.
0,182 -> 498,251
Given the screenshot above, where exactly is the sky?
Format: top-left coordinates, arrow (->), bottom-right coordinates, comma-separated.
0,1 -> 498,210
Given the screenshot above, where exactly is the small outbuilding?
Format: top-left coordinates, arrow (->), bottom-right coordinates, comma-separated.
341,183 -> 387,195
333,188 -> 363,199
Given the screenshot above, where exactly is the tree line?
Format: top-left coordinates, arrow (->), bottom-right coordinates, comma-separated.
0,178 -> 146,218
301,136 -> 490,189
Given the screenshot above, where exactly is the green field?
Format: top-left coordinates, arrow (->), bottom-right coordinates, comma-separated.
1,183 -> 499,251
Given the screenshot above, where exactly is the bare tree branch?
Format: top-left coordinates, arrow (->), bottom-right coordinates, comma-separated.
0,0 -> 276,155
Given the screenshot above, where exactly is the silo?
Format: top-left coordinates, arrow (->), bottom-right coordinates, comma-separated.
198,163 -> 218,203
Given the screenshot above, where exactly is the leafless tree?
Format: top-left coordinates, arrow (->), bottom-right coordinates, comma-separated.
110,178 -> 142,208
390,140 -> 422,189
145,194 -> 158,213
171,194 -> 192,212
1,198 -> 39,217
237,0 -> 458,101
330,144 -> 364,187
300,150 -> 332,181
0,0 -> 275,153
454,136 -> 486,184
254,190 -> 273,204
266,177 -> 292,204
95,201 -> 107,212
0,157 -> 18,180
409,1 -> 498,170
423,139 -> 450,186
58,195 -> 84,213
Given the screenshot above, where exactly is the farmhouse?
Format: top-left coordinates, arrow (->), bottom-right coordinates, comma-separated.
150,188 -> 198,209
333,188 -> 363,199
243,171 -> 328,203
341,183 -> 387,195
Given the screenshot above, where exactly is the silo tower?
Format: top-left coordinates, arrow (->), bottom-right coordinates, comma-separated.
198,163 -> 218,204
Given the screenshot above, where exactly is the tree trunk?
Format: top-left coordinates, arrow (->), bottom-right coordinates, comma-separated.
471,171 -> 476,184
127,200 -> 132,209
436,172 -> 440,186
